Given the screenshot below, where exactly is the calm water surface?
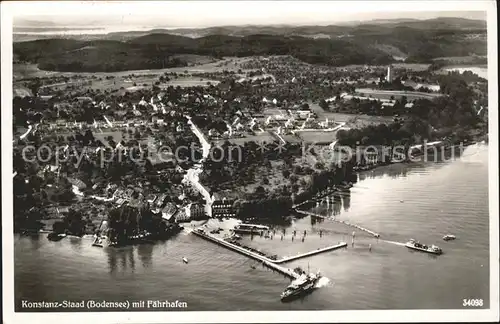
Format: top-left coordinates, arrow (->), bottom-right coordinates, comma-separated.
444,66 -> 488,80
15,144 -> 489,311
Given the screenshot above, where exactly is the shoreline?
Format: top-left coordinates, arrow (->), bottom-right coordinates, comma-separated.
17,142 -> 486,237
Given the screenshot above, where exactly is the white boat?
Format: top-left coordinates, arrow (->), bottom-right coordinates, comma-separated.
280,270 -> 321,302
443,234 -> 456,241
233,223 -> 270,234
182,257 -> 189,264
405,239 -> 442,255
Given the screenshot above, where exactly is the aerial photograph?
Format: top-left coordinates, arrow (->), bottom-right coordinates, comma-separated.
6,1 -> 495,319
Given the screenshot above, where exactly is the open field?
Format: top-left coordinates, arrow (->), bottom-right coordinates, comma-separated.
13,56 -> 282,84
224,132 -> 276,146
13,56 -> 259,94
296,131 -> 338,144
15,66 -> 221,94
432,55 -> 487,65
238,73 -> 276,83
309,102 -> 393,126
13,86 -> 32,97
355,88 -> 443,100
13,57 -> 242,80
340,63 -> 430,71
160,79 -> 220,88
390,63 -> 430,71
280,134 -> 302,144
261,108 -> 287,117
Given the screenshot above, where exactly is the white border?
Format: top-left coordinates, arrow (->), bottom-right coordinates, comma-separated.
2,1 -> 498,323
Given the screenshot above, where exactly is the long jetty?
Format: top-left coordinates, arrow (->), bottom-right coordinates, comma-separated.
295,210 -> 380,238
192,229 -> 347,278
277,243 -> 348,263
292,186 -> 348,209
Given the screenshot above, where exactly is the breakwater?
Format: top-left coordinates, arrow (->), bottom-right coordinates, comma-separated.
192,229 -> 347,278
295,210 -> 380,238
277,242 -> 349,263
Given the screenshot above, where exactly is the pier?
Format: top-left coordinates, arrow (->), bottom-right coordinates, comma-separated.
295,210 -> 380,238
292,187 -> 340,209
192,229 -> 347,279
277,242 -> 348,263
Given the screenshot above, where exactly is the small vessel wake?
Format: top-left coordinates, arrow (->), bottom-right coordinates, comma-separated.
381,240 -> 406,247
315,276 -> 330,288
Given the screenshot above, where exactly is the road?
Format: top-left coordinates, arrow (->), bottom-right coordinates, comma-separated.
183,116 -> 214,216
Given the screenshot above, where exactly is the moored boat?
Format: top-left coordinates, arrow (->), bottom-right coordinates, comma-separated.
405,239 -> 442,255
233,223 -> 270,235
47,232 -> 66,241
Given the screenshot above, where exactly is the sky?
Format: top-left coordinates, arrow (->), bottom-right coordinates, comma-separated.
9,1 -> 489,28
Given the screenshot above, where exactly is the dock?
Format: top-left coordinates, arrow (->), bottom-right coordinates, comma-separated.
276,242 -> 348,263
292,186 -> 345,209
262,261 -> 300,279
192,229 -> 347,279
295,210 -> 380,238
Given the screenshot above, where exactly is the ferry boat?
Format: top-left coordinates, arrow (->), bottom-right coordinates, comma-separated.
280,269 -> 321,302
233,223 -> 270,235
443,234 -> 456,241
405,239 -> 442,255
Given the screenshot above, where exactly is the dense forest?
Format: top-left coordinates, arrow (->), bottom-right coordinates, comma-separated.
13,35 -> 393,72
14,18 -> 486,72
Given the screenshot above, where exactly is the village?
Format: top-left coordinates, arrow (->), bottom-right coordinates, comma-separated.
13,54 -> 488,245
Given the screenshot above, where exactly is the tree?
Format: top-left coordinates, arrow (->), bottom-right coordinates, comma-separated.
52,221 -> 66,234
314,162 -> 324,170
145,158 -> 154,173
84,129 -> 95,144
64,209 -> 85,236
28,79 -> 42,96
58,187 -> 76,204
319,99 -> 329,110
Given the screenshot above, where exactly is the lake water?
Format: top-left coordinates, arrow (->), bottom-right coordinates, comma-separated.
14,144 -> 490,311
13,26 -> 192,36
445,66 -> 488,80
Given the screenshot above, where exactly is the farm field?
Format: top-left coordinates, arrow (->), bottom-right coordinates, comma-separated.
296,131 -> 338,144
355,88 -> 443,100
224,132 -> 276,146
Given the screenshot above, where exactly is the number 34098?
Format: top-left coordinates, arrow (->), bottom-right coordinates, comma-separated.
463,299 -> 483,307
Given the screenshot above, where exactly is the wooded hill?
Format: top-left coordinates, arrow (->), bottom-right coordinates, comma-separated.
14,34 -> 393,72
13,17 -> 487,72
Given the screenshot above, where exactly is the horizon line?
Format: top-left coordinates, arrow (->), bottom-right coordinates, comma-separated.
13,14 -> 487,30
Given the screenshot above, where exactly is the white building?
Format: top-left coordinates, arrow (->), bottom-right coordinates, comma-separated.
386,65 -> 394,82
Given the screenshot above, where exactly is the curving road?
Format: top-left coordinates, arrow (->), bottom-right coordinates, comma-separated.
183,116 -> 214,217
